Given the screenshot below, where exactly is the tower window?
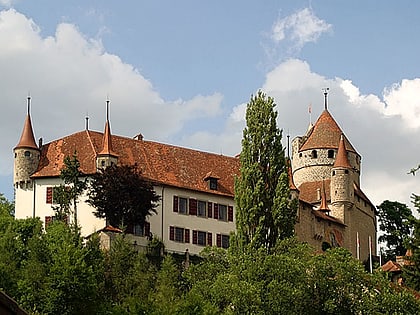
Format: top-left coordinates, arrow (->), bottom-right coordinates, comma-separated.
311,150 -> 317,158
345,170 -> 349,174
328,150 -> 334,158
24,151 -> 31,157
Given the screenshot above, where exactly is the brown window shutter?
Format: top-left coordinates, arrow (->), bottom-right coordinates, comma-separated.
207,232 -> 212,246
173,196 -> 179,212
228,206 -> 234,222
217,234 -> 221,247
189,198 -> 197,215
46,187 -> 53,204
45,216 -> 52,227
184,229 -> 190,243
144,222 -> 150,237
192,230 -> 198,244
207,202 -> 213,218
214,203 -> 219,219
169,226 -> 175,241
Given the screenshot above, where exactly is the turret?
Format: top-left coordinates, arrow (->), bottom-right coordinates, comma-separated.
330,134 -> 354,222
14,96 -> 40,188
96,99 -> 118,169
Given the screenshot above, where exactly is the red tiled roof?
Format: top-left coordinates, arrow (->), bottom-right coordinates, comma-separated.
298,179 -> 331,204
15,114 -> 38,150
299,110 -> 357,153
318,180 -> 330,212
333,134 -> 352,168
381,260 -> 402,273
311,209 -> 345,226
32,130 -> 240,196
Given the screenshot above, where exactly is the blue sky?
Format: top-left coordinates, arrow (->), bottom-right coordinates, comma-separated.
1,1 -> 420,210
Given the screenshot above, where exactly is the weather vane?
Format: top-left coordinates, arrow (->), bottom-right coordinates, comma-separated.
322,87 -> 329,110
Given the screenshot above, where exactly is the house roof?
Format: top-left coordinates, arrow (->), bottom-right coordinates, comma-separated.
15,114 -> 38,150
298,179 -> 331,204
32,130 -> 240,197
299,110 -> 357,154
311,209 -> 345,226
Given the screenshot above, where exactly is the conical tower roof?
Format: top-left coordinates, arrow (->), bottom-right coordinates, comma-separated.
15,98 -> 38,150
98,120 -> 118,157
333,134 -> 352,169
299,110 -> 357,153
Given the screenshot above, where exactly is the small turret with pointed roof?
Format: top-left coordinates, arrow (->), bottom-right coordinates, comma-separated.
14,96 -> 40,188
96,98 -> 118,169
318,179 -> 330,213
334,134 -> 352,169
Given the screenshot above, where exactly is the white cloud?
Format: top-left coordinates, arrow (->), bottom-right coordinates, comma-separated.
271,8 -> 332,48
383,79 -> 420,129
0,0 -> 15,8
0,9 -> 223,176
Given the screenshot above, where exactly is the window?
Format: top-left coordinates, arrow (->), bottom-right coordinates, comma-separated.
169,226 -> 190,243
173,196 -> 188,214
328,150 -> 334,158
218,204 -> 227,221
193,230 -> 212,246
24,150 -> 31,157
209,178 -> 218,190
217,234 -> 230,249
175,227 -> 184,242
197,200 -> 206,217
311,150 -> 317,158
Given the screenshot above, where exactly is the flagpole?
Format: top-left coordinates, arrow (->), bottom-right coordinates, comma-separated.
369,236 -> 373,273
356,232 -> 360,261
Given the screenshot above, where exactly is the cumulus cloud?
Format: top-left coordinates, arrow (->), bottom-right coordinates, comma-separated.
271,8 -> 332,48
0,9 -> 223,176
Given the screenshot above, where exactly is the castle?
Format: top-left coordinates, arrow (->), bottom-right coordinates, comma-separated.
13,94 -> 376,260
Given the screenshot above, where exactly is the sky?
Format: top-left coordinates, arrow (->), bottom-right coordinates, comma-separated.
1,1 -> 420,212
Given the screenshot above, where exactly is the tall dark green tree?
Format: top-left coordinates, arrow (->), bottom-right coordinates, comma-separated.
377,200 -> 414,261
87,164 -> 160,228
54,153 -> 87,226
234,91 -> 297,251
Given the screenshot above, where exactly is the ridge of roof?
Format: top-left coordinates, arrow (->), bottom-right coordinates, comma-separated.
15,114 -> 38,150
299,110 -> 357,153
333,134 -> 352,169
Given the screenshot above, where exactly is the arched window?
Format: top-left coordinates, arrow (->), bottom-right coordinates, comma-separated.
24,151 -> 31,157
311,150 -> 317,158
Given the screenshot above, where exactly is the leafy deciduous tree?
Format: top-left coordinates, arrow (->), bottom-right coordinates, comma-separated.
87,164 -> 160,229
234,91 -> 297,251
377,200 -> 414,261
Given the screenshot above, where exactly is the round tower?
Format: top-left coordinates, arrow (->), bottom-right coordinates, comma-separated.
330,135 -> 354,222
14,97 -> 40,189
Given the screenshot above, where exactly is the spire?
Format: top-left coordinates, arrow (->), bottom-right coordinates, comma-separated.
318,179 -> 330,213
15,96 -> 38,150
322,87 -> 329,111
98,98 -> 118,157
333,134 -> 352,168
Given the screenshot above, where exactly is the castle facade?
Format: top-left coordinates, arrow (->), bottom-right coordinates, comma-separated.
13,96 -> 376,259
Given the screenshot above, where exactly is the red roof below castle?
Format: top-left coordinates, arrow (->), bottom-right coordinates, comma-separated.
299,110 -> 357,154
32,130 -> 240,196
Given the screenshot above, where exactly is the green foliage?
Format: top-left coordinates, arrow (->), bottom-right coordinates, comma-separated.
87,164 -> 160,228
182,239 -> 420,314
377,200 -> 414,261
234,91 -> 297,251
54,153 -> 87,225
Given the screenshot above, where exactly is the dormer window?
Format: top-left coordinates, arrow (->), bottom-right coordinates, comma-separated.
204,172 -> 220,191
209,178 -> 218,190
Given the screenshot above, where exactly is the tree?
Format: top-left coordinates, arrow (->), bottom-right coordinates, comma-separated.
234,91 -> 297,251
377,200 -> 414,261
87,164 -> 160,229
403,194 -> 420,290
54,153 -> 87,225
